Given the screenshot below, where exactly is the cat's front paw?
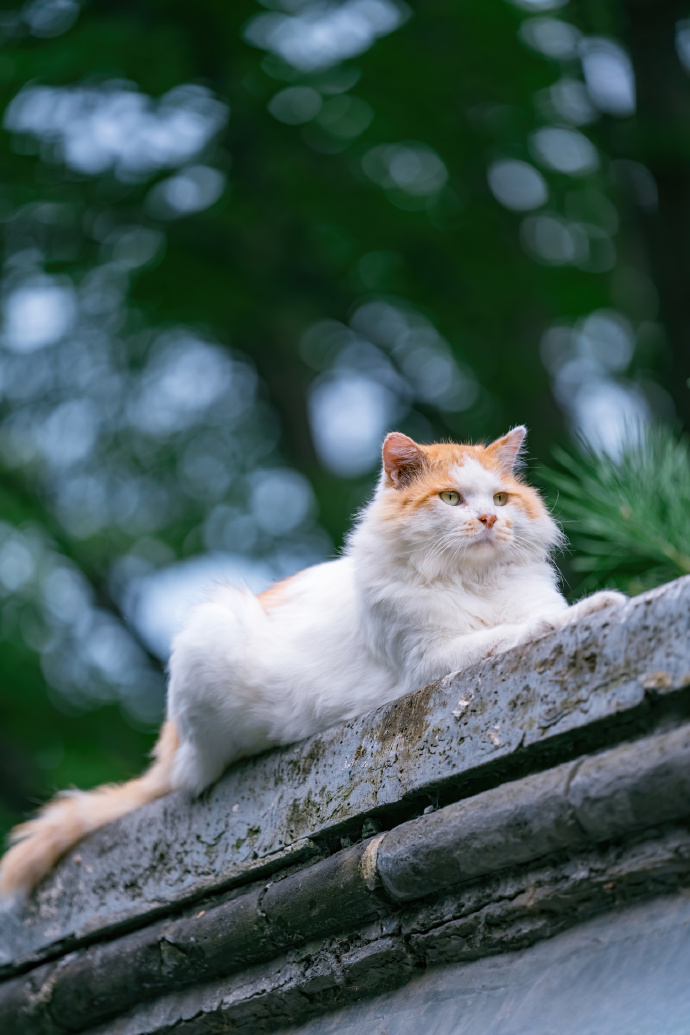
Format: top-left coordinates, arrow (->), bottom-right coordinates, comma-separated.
512,613 -> 569,647
569,590 -> 627,621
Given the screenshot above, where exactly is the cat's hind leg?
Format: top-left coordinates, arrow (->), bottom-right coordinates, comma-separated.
170,725 -> 234,797
167,590 -> 272,796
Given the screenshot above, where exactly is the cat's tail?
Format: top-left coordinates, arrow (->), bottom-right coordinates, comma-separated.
0,719 -> 179,901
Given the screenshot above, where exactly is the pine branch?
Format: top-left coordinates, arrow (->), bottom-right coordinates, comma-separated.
542,427 -> 690,597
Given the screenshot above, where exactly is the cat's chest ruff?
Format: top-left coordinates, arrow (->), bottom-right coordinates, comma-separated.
431,565 -> 560,631
418,579 -> 508,633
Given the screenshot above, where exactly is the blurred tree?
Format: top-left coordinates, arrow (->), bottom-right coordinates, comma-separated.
619,0 -> 690,430
0,0 -> 687,841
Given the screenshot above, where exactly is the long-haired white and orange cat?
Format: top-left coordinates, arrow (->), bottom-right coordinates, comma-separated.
0,427 -> 624,898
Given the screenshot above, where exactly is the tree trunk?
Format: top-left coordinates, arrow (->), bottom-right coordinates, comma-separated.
622,0 -> 690,431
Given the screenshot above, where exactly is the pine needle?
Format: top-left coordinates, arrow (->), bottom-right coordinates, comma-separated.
541,426 -> 690,597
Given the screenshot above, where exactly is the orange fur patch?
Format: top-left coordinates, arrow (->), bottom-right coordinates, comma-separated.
381,439 -> 547,521
258,574 -> 298,612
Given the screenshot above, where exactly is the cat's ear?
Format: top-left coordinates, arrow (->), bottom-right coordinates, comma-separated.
382,432 -> 426,488
487,426 -> 527,473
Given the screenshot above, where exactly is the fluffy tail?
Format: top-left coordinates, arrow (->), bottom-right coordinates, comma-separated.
0,719 -> 179,900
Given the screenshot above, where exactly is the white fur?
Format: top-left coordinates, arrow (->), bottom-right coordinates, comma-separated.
168,448 -> 625,795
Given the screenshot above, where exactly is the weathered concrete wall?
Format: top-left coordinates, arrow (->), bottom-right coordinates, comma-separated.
1,576 -> 690,1034
279,895 -> 690,1035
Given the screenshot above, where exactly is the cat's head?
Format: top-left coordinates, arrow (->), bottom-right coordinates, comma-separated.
363,427 -> 562,577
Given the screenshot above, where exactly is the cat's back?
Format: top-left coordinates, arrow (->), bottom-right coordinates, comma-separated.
257,554 -> 358,635
253,555 -> 398,727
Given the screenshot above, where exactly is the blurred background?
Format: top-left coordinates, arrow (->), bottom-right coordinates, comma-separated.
0,0 -> 688,841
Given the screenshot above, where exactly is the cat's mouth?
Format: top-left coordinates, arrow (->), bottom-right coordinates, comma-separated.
470,527 -> 512,551
471,527 -> 498,545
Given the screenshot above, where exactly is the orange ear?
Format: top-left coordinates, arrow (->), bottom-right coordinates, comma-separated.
487,426 -> 527,473
382,432 -> 426,487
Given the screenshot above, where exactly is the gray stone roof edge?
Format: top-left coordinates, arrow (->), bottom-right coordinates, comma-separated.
69,835 -> 690,1035
4,721 -> 690,1035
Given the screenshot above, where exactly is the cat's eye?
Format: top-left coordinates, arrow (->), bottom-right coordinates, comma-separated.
493,492 -> 508,506
439,491 -> 461,506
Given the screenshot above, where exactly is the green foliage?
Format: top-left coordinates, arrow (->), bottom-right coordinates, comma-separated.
0,0 -> 688,842
544,428 -> 690,597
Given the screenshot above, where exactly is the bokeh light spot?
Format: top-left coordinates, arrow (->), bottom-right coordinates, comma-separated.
530,126 -> 599,175
2,277 -> 76,352
251,469 -> 316,536
487,159 -> 548,211
309,372 -> 403,476
269,86 -> 322,125
519,17 -> 581,60
147,166 -> 226,219
580,38 -> 635,117
244,0 -> 409,73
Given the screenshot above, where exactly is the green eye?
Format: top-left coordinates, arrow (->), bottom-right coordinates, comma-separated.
493,492 -> 508,506
440,491 -> 461,506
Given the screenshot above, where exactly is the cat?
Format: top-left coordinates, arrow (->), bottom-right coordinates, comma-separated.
0,426 -> 625,899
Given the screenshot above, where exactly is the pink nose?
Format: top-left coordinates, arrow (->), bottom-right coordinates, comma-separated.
478,513 -> 497,529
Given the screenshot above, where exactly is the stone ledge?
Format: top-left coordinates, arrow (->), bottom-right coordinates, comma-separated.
9,823 -> 690,1035
376,722 -> 690,900
4,721 -> 690,1034
2,575 -> 689,976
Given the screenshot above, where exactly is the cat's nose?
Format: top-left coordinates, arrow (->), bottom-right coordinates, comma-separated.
478,513 -> 497,529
